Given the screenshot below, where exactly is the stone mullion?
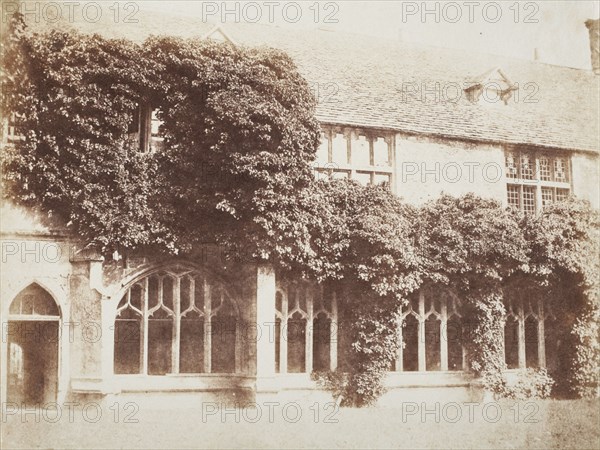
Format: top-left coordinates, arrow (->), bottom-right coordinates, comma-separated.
389,135 -> 397,195
346,129 -> 352,165
279,290 -> 288,374
234,316 -> 242,374
203,279 -> 212,373
501,318 -> 507,366
535,155 -> 543,214
171,277 -> 181,374
305,288 -> 314,374
537,300 -> 546,368
418,291 -> 426,371
440,300 -> 448,371
256,265 -> 277,396
329,291 -> 338,371
462,333 -> 467,371
141,278 -> 149,375
518,300 -> 526,369
327,128 -> 333,164
396,311 -> 403,372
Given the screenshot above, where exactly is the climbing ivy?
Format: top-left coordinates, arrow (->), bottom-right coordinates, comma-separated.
1,15 -> 320,257
2,16 -> 598,405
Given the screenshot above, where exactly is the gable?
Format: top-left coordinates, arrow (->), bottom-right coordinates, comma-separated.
202,25 -> 236,45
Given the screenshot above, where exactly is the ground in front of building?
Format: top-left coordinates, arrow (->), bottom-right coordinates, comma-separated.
1,398 -> 598,449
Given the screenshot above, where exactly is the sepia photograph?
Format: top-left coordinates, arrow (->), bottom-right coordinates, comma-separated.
0,1 -> 599,448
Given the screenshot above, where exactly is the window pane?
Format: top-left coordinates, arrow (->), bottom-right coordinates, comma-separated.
553,158 -> 569,182
520,153 -> 534,180
316,133 -> 329,163
21,295 -> 34,315
314,169 -> 329,182
402,315 -> 419,371
331,133 -> 347,164
114,319 -> 141,374
447,318 -> 463,371
148,318 -> 173,375
373,138 -> 390,167
179,319 -> 204,373
507,185 -> 520,210
162,276 -> 174,311
313,316 -> 331,371
505,318 -> 519,369
10,285 -> 60,316
556,188 -> 569,202
351,135 -> 370,166
525,317 -> 539,368
373,173 -> 391,186
337,317 -> 353,372
539,157 -> 551,181
5,112 -> 24,142
211,316 -> 236,373
523,186 -> 536,215
425,316 -> 441,371
331,170 -> 350,180
150,110 -> 164,152
505,152 -> 518,179
150,110 -> 162,135
354,171 -> 371,186
287,318 -> 306,373
275,317 -> 281,373
148,276 -> 160,309
130,284 -> 143,312
541,187 -> 554,207
544,318 -> 559,374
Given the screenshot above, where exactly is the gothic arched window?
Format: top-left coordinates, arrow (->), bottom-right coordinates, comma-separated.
114,267 -> 239,375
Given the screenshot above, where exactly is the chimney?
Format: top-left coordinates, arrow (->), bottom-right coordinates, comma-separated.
585,18 -> 600,75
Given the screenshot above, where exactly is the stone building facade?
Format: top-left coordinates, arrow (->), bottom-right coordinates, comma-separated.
1,13 -> 599,407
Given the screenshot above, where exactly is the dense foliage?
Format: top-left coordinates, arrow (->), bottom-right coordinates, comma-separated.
1,15 -> 320,257
520,200 -> 600,397
2,16 -> 598,404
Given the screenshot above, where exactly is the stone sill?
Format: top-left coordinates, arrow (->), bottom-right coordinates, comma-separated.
72,371 -> 478,395
72,375 -> 255,394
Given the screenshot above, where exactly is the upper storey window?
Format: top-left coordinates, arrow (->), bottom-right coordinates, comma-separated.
1,112 -> 24,144
504,148 -> 571,215
314,126 -> 393,189
128,104 -> 164,153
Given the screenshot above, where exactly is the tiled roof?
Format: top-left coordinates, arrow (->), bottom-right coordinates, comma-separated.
34,10 -> 600,152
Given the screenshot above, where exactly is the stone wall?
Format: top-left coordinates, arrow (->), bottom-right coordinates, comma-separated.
394,134 -> 507,205
571,151 -> 600,208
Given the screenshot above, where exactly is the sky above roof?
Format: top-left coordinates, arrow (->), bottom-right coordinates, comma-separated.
139,0 -> 599,70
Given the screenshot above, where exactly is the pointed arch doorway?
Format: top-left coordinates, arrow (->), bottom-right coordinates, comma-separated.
6,284 -> 61,405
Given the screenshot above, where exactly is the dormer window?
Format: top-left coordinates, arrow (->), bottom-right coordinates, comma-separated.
202,25 -> 237,46
128,104 -> 164,153
465,67 -> 518,105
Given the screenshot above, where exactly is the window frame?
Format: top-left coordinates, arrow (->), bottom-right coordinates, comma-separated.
275,283 -> 338,374
1,112 -> 25,144
314,126 -> 395,191
129,104 -> 164,153
503,295 -> 552,370
396,289 -> 465,373
114,268 -> 241,376
505,147 -> 572,215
